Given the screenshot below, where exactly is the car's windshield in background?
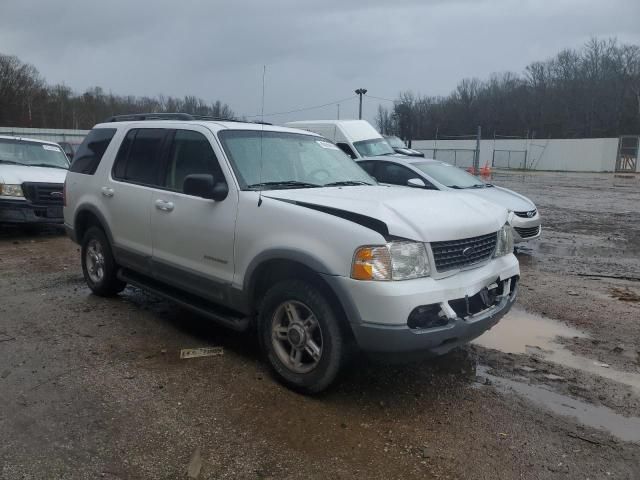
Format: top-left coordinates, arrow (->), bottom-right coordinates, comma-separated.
385,136 -> 405,149
414,162 -> 486,188
0,139 -> 69,169
353,138 -> 395,157
218,130 -> 375,190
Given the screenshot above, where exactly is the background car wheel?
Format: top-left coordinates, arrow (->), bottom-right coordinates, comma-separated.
258,280 -> 348,394
81,226 -> 125,296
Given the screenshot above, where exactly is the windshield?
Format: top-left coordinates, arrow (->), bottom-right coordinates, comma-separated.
385,136 -> 406,149
353,138 -> 395,157
414,162 -> 487,189
218,130 -> 375,190
0,139 -> 69,169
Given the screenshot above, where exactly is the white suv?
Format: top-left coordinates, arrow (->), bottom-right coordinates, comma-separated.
64,113 -> 519,393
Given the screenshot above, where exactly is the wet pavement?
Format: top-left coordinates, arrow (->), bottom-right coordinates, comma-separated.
1,171 -> 640,479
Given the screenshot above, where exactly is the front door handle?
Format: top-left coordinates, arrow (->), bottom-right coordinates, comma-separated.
155,199 -> 174,212
101,187 -> 114,197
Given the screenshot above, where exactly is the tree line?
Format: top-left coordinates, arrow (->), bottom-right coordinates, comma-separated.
0,54 -> 234,129
376,38 -> 640,140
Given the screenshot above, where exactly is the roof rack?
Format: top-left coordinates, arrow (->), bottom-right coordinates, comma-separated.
103,113 -> 243,123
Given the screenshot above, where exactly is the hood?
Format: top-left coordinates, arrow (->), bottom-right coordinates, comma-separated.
465,185 -> 535,212
0,164 -> 68,185
264,185 -> 508,242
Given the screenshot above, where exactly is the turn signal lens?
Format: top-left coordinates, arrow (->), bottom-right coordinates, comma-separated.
351,246 -> 392,281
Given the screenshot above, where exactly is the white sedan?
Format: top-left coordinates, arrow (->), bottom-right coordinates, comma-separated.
357,156 -> 541,243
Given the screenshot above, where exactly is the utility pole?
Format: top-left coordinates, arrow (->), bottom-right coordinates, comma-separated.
355,88 -> 367,119
474,125 -> 482,174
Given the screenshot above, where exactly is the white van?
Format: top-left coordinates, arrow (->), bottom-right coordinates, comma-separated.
284,120 -> 396,159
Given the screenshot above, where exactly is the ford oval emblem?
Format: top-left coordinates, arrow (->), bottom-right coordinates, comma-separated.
50,191 -> 63,198
462,246 -> 475,257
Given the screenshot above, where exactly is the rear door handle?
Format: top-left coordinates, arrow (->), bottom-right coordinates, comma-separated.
101,187 -> 114,197
155,199 -> 174,212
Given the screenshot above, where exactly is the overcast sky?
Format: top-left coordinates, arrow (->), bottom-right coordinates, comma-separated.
1,0 -> 639,124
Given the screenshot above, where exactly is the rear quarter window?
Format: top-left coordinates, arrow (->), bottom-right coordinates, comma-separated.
69,128 -> 117,175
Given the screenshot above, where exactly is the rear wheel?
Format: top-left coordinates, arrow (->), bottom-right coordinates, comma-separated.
258,280 -> 348,394
81,226 -> 125,296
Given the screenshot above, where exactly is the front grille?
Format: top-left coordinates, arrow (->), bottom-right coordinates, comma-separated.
514,209 -> 537,218
21,182 -> 64,206
431,232 -> 497,272
514,225 -> 540,238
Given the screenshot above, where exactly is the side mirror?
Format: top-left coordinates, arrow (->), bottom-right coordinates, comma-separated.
407,178 -> 426,188
183,174 -> 228,201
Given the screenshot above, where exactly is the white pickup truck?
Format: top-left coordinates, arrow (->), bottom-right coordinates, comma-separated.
0,136 -> 69,225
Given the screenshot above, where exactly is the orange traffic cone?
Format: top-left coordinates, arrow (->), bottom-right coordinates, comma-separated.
480,162 -> 491,178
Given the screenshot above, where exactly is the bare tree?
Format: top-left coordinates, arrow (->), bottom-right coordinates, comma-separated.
388,37 -> 640,139
0,53 -> 235,129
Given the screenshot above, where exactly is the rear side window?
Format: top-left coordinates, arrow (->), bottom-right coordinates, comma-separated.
112,129 -> 167,185
69,128 -> 116,174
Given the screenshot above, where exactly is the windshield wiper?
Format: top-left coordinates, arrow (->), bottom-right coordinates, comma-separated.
448,185 -> 464,189
323,180 -> 372,187
247,180 -> 321,190
29,163 -> 68,170
0,159 -> 23,165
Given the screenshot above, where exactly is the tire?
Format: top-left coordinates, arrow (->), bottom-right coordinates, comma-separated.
258,280 -> 349,394
81,226 -> 126,296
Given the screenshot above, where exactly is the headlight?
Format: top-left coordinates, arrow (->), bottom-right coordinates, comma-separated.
351,241 -> 430,281
494,224 -> 514,257
0,184 -> 24,197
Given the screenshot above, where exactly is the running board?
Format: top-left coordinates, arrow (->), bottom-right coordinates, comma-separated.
117,268 -> 250,332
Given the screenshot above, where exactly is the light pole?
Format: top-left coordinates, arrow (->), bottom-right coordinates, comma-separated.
355,88 -> 367,119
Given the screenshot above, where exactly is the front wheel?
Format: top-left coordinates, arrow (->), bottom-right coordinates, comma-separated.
258,280 -> 348,394
81,226 -> 126,296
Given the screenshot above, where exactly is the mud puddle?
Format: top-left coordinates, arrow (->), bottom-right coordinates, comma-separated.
474,307 -> 640,394
516,240 -> 640,264
477,366 -> 640,443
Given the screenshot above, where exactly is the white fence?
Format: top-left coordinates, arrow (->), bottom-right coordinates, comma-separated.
0,127 -> 89,145
413,138 -> 632,172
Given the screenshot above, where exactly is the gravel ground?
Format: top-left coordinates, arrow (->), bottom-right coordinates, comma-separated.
1,171 -> 639,479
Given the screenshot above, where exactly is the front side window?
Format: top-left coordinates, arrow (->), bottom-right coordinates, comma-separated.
414,162 -> 488,189
336,143 -> 357,159
375,162 -> 417,186
0,139 -> 69,170
357,160 -> 377,176
218,131 -> 374,189
112,129 -> 167,185
353,138 -> 395,157
164,130 -> 224,192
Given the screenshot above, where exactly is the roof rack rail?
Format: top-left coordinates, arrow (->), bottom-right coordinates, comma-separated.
104,113 -> 241,123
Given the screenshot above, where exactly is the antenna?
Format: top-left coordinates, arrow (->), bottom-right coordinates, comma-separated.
258,65 -> 266,207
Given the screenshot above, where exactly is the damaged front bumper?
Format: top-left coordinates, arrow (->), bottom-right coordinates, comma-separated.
324,254 -> 519,354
